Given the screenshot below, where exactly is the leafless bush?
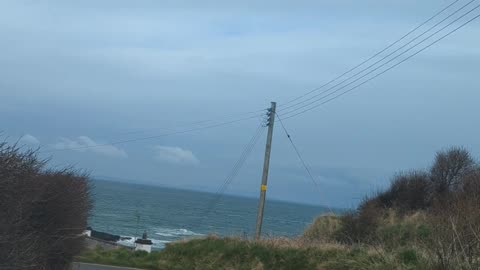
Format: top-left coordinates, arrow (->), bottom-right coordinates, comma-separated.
335,196 -> 384,244
424,169 -> 480,270
0,142 -> 93,270
430,147 -> 475,196
378,171 -> 431,213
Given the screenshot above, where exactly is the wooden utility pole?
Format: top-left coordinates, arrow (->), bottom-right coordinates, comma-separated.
255,101 -> 276,240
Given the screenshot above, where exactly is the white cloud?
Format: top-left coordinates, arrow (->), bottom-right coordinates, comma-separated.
19,134 -> 40,145
153,146 -> 199,165
53,136 -> 128,158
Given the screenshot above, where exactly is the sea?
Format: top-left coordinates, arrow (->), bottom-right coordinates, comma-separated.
90,180 -> 332,250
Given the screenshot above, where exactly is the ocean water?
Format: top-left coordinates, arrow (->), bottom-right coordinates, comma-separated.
90,180 -> 330,249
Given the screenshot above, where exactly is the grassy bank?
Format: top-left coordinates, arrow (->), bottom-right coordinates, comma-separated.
78,236 -> 427,270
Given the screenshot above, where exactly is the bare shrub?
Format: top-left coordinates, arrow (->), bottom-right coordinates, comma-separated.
335,195 -> 384,244
0,142 -> 93,270
0,143 -> 45,269
377,171 -> 431,213
425,170 -> 480,270
430,147 -> 475,195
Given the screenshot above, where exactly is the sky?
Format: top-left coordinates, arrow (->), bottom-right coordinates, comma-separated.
1,0 -> 479,208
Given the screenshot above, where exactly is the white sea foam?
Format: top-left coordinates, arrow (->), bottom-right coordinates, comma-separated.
156,232 -> 175,237
155,228 -> 204,238
117,236 -> 171,249
117,237 -> 135,247
152,239 -> 171,244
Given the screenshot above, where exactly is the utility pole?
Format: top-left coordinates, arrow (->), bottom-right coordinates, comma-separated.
255,101 -> 276,240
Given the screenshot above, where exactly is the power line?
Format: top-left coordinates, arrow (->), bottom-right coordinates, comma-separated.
36,1 -> 472,149
85,0 -> 467,141
279,0 -> 462,107
197,123 -> 265,227
114,108 -> 267,137
112,0 -> 475,134
40,114 -> 263,154
279,0 -> 476,114
212,124 -> 265,199
280,6 -> 480,120
275,113 -> 334,214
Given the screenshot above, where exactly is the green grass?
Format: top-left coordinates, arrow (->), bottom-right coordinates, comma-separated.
77,237 -> 429,270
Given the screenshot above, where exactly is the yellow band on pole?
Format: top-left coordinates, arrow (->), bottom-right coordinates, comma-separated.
261,185 -> 267,191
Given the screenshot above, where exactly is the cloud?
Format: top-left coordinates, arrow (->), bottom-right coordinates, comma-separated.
153,146 -> 199,165
19,134 -> 40,145
53,136 -> 128,158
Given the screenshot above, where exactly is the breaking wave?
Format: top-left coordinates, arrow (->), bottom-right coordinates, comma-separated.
117,236 -> 171,249
155,228 -> 204,238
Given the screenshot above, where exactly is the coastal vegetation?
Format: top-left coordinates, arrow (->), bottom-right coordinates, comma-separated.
79,237 -> 424,270
0,142 -> 92,270
79,146 -> 480,269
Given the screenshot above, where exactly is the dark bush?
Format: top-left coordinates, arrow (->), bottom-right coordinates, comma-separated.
460,169 -> 480,196
0,142 -> 92,270
336,195 -> 384,244
424,168 -> 480,269
430,147 -> 475,195
377,171 -> 431,212
335,212 -> 362,243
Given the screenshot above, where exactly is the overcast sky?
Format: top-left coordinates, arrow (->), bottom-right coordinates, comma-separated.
1,0 -> 479,208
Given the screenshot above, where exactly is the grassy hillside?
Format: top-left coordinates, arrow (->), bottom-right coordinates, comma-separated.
78,236 -> 427,270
